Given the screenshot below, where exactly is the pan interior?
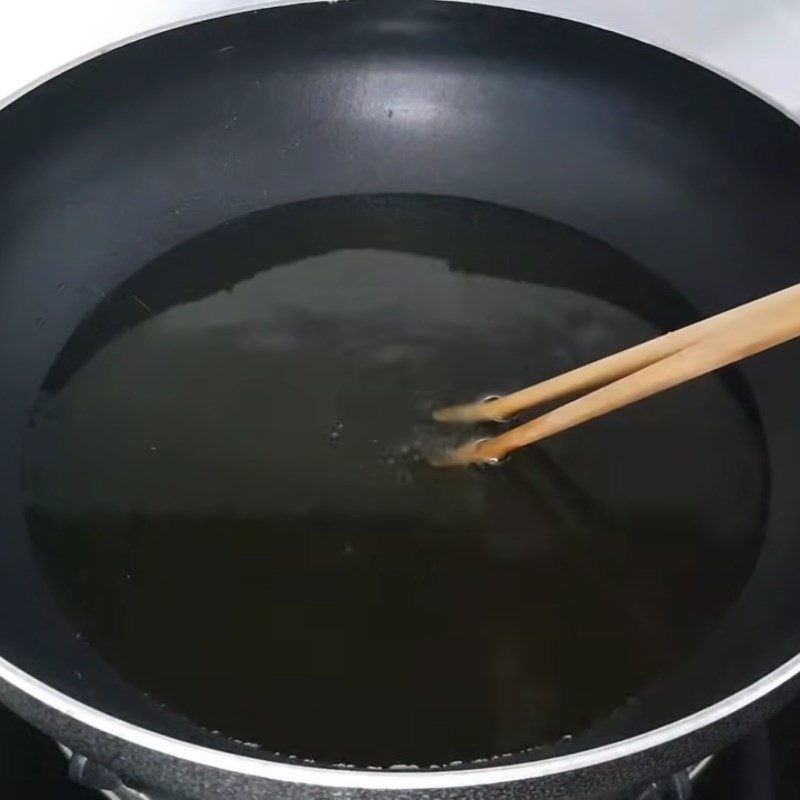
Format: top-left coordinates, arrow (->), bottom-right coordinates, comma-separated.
21,194 -> 766,768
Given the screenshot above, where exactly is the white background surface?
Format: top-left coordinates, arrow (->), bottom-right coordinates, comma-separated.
0,0 -> 800,117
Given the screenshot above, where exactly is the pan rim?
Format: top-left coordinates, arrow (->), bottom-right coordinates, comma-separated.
2,645 -> 797,787
1,0 -> 798,789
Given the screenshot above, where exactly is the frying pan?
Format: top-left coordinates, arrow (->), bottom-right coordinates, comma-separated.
2,1 -> 800,797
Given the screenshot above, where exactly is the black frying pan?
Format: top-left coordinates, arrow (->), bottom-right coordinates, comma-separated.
1,2 -> 800,798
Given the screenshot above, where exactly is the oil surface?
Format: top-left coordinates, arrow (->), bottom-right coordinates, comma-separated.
23,195 -> 765,767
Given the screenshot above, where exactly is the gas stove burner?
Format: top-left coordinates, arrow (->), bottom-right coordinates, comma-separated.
60,746 -> 150,799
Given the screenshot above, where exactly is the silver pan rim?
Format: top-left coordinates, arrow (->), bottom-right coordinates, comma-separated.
0,0 -> 796,789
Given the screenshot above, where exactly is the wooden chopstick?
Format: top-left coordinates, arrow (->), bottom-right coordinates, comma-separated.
432,283 -> 800,467
434,282 -> 800,424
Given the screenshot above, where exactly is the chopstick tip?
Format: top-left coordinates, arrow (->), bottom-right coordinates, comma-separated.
426,438 -> 501,468
432,404 -> 489,424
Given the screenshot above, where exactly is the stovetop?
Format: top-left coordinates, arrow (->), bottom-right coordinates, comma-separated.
2,700 -> 799,800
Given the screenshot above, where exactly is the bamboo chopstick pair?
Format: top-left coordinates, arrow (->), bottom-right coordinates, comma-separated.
431,282 -> 800,466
